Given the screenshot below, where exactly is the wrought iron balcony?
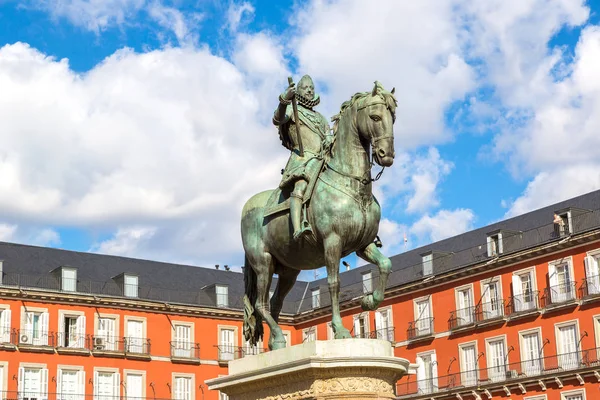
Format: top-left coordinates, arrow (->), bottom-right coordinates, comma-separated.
541,281 -> 578,307
216,345 -> 244,362
407,318 -> 434,339
170,341 -> 200,360
506,291 -> 539,315
448,306 -> 476,330
475,300 -> 505,322
88,335 -> 125,353
125,337 -> 151,356
396,347 -> 600,397
242,345 -> 267,356
0,327 -> 16,346
0,392 -> 177,400
55,331 -> 87,349
352,327 -> 395,342
17,329 -> 55,347
579,275 -> 600,299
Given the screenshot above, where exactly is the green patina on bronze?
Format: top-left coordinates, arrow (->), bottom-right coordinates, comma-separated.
241,76 -> 397,350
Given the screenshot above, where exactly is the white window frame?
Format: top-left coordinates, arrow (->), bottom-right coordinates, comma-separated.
123,369 -> 146,400
302,326 -> 317,342
593,314 -> 600,349
413,296 -> 433,336
415,350 -> 438,394
362,271 -> 373,293
485,335 -> 508,382
56,364 -> 85,400
518,327 -> 544,376
172,373 -> 195,400
0,360 -> 8,400
124,316 -> 147,354
18,362 -> 49,400
19,306 -> 49,346
512,267 -> 538,312
0,304 -> 12,344
458,341 -> 479,386
172,321 -> 194,358
584,249 -> 600,296
282,330 -> 291,347
374,305 -> 394,341
422,254 -> 433,276
61,267 -> 77,292
93,367 -> 120,400
554,319 -> 581,370
548,256 -> 575,303
217,325 -> 238,361
215,285 -> 228,307
524,395 -> 547,400
57,310 -> 86,348
479,277 -> 503,320
94,313 -> 119,351
123,274 -> 138,298
560,388 -> 586,400
486,233 -> 503,257
352,312 -> 370,338
311,288 -> 320,309
326,322 -> 334,340
454,284 -> 474,326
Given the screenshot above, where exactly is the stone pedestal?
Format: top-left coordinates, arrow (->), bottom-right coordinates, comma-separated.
206,339 -> 410,400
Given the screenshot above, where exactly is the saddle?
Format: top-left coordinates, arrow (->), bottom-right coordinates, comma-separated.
264,158 -> 325,218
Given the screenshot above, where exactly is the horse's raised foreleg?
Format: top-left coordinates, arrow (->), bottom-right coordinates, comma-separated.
270,263 -> 300,323
253,252 -> 287,350
357,243 -> 391,311
324,234 -> 352,339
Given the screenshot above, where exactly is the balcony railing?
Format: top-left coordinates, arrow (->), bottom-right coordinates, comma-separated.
396,347 -> 600,397
216,345 -> 244,362
55,332 -> 86,349
407,319 -> 434,339
0,327 -> 15,345
0,392 -> 180,400
352,327 -> 395,342
475,300 -> 505,322
242,345 -> 267,356
448,306 -> 476,330
125,337 -> 150,355
542,281 -> 578,307
170,341 -> 200,359
17,329 -> 54,347
89,335 -> 125,353
506,291 -> 539,315
580,275 -> 600,299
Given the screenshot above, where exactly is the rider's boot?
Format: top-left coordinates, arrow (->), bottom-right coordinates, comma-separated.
290,193 -> 312,242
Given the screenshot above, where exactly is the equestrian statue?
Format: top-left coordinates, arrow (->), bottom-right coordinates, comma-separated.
241,75 -> 397,350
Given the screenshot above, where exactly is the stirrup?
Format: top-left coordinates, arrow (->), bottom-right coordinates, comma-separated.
293,225 -> 313,241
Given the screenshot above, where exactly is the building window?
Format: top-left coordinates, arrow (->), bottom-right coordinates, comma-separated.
59,313 -> 86,348
125,372 -> 144,400
20,310 -> 49,346
416,352 -> 437,394
172,323 -> 193,358
353,314 -> 368,338
486,337 -> 508,382
459,343 -> 477,387
455,286 -> 474,326
375,307 -> 394,341
124,275 -> 138,298
422,254 -> 433,276
57,368 -> 85,400
414,298 -> 432,336
520,329 -> 543,376
219,392 -> 229,400
548,259 -> 575,303
218,327 -> 237,361
173,376 -> 193,400
94,370 -> 120,400
216,285 -> 228,307
61,268 -> 77,292
18,366 -> 49,399
311,288 -> 320,308
561,389 -> 586,400
0,307 -> 11,344
512,270 -> 537,312
125,318 -> 146,354
326,322 -> 334,340
481,280 -> 503,320
362,271 -> 372,293
584,252 -> 600,295
283,331 -> 291,347
95,316 -> 118,351
486,233 -> 503,257
553,212 -> 571,236
0,363 -> 5,398
556,322 -> 580,370
302,327 -> 316,342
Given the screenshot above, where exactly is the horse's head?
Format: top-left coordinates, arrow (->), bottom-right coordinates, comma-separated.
355,81 -> 397,167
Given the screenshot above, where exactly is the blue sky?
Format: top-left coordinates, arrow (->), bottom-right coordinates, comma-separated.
0,0 -> 600,280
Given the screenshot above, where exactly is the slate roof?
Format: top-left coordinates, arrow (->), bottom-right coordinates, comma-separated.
1,190 -> 599,316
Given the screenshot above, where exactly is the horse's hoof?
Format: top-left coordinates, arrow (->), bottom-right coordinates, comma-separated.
270,340 -> 287,350
361,294 -> 378,311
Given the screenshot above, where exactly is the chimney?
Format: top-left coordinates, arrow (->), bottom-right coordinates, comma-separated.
215,264 -> 220,270
342,261 -> 350,271
224,265 -> 230,271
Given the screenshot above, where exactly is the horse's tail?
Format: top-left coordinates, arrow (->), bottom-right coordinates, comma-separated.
243,255 -> 264,346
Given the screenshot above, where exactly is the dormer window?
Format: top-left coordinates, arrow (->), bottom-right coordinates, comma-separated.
124,274 -> 138,298
553,211 -> 571,236
362,271 -> 373,293
311,288 -> 320,308
216,285 -> 228,307
487,232 -> 503,257
422,253 -> 433,276
61,267 -> 77,292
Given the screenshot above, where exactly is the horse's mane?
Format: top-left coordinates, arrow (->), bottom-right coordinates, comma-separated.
331,81 -> 398,134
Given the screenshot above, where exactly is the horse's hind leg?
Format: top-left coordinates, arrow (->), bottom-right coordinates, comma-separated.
270,262 -> 300,324
324,234 -> 352,339
254,251 -> 287,350
356,242 -> 391,311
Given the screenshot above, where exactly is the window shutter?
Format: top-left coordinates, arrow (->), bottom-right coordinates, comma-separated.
57,368 -> 63,398
585,256 -> 600,295
24,311 -> 33,333
498,233 -> 504,254
41,368 -> 49,398
18,367 -> 24,393
174,377 -> 182,400
113,372 -> 121,398
431,353 -> 439,389
486,236 -> 493,257
353,317 -> 360,336
1,309 -> 11,342
77,316 -> 86,348
78,370 -> 86,400
375,311 -> 383,331
415,356 -> 426,391
548,264 -> 558,286
40,312 -> 49,345
94,371 -> 99,400
511,274 -> 522,306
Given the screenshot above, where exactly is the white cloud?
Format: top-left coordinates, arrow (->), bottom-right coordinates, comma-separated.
405,148 -> 453,213
411,209 -> 475,243
226,2 -> 255,32
377,218 -> 408,257
0,42 -> 286,265
0,224 -> 17,241
32,0 -> 147,33
0,223 -> 60,247
147,2 -> 201,46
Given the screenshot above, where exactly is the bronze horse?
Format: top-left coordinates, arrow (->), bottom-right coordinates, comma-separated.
241,82 -> 397,350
